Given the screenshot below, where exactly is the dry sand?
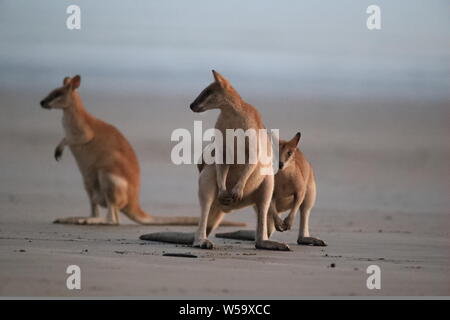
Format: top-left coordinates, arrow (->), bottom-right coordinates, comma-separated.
1,89 -> 449,296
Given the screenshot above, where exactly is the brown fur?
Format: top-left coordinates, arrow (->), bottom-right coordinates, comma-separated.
271,133 -> 326,245
188,70 -> 290,250
40,75 -> 244,227
216,133 -> 327,246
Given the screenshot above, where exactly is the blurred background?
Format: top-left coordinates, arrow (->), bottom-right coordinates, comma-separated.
0,0 -> 449,231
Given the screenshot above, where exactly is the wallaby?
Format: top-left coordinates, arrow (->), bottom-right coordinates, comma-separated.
40,75 -> 245,227
215,132 -> 327,246
140,70 -> 290,251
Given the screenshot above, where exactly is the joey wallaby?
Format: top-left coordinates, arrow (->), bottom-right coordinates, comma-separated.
216,132 -> 327,246
40,75 -> 245,227
140,70 -> 290,251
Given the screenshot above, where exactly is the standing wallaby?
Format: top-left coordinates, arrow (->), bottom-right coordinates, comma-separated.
216,132 -> 327,246
40,75 -> 245,227
140,70 -> 290,251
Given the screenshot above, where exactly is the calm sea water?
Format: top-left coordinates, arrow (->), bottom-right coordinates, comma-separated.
0,0 -> 449,100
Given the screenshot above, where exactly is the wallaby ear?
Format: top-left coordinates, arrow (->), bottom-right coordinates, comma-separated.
71,75 -> 81,90
63,77 -> 71,86
212,70 -> 230,89
291,132 -> 301,146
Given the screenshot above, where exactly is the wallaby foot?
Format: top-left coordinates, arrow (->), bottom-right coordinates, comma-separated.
53,216 -> 118,225
193,238 -> 215,249
297,236 -> 327,246
139,232 -> 194,244
215,230 -> 255,241
54,216 -> 85,224
255,240 -> 291,251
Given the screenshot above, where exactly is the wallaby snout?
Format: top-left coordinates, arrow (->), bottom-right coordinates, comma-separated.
189,88 -> 211,113
190,102 -> 203,113
40,99 -> 50,109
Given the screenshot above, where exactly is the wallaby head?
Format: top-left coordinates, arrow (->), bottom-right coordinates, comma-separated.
40,75 -> 81,110
190,70 -> 241,113
278,132 -> 301,170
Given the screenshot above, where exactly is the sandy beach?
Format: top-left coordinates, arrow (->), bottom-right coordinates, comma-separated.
1,89 -> 449,296
1,1 -> 449,297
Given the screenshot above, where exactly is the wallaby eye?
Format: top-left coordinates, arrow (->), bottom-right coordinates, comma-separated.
287,151 -> 293,157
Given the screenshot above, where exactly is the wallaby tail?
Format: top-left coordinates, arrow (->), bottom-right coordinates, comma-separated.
124,207 -> 245,227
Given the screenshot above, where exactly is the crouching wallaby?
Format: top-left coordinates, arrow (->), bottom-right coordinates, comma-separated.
140,70 -> 290,251
40,75 -> 245,227
216,132 -> 327,246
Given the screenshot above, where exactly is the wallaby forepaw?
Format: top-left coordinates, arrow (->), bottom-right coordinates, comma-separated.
193,239 -> 215,250
218,190 -> 234,206
281,218 -> 293,231
274,218 -> 286,232
54,148 -> 63,161
229,185 -> 244,203
297,237 -> 327,247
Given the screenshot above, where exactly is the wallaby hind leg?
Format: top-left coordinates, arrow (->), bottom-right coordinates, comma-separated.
54,216 -> 93,224
254,177 -> 290,251
267,202 -> 277,238
53,185 -> 101,224
297,175 -> 326,246
65,200 -> 120,225
54,203 -> 117,225
193,166 -> 217,249
72,203 -> 119,225
53,199 -> 100,225
56,172 -> 125,225
206,203 -> 225,237
90,199 -> 100,217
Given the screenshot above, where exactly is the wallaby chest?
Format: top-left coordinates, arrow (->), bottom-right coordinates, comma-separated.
274,164 -> 304,197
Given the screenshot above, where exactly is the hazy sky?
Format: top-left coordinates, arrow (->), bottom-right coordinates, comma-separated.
0,0 -> 449,98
